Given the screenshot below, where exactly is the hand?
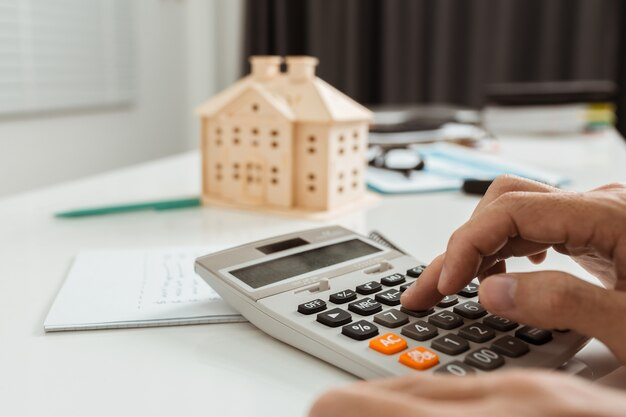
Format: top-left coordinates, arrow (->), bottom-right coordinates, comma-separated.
400,176 -> 626,362
309,370 -> 626,417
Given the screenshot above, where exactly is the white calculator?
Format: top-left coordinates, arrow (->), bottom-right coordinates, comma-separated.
194,226 -> 589,378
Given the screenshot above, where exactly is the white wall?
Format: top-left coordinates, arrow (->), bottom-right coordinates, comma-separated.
0,0 -> 244,197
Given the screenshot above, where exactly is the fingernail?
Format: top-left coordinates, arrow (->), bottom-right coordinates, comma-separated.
483,274 -> 517,311
436,264 -> 449,293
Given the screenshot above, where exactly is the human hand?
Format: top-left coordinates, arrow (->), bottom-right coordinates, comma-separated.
309,370 -> 626,417
401,176 -> 626,362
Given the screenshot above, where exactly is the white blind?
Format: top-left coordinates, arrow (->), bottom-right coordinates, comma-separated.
0,0 -> 134,115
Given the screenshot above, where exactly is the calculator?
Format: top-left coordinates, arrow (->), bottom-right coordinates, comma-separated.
194,226 -> 589,378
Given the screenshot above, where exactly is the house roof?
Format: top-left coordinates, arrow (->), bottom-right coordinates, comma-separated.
195,61 -> 372,123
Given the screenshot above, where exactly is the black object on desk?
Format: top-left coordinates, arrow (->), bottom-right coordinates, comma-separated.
462,179 -> 494,195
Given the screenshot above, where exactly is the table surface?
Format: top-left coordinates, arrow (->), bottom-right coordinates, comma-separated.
2,130 -> 626,417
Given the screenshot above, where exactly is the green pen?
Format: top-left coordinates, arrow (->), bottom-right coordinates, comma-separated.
54,197 -> 202,218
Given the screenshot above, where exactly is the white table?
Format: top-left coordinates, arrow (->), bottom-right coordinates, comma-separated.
2,130 -> 625,416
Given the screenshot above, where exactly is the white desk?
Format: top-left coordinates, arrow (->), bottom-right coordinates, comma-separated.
2,130 -> 625,416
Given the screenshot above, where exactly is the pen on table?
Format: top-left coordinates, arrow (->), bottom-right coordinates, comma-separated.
54,196 -> 201,218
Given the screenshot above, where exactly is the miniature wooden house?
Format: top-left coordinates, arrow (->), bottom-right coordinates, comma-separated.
195,56 -> 372,213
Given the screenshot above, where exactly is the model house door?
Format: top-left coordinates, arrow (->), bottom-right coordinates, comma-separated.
243,159 -> 264,204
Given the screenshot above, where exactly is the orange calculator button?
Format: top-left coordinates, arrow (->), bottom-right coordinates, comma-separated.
369,332 -> 407,355
399,347 -> 439,370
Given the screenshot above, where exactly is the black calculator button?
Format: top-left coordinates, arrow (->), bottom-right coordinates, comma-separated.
464,348 -> 505,371
348,298 -> 383,316
435,361 -> 476,376
492,336 -> 530,357
316,308 -> 352,327
431,334 -> 470,355
437,295 -> 459,308
406,265 -> 426,278
453,301 -> 487,319
375,288 -> 402,306
373,309 -> 409,328
399,282 -> 414,292
329,289 -> 357,304
401,320 -> 438,341
297,299 -> 326,315
515,326 -> 553,345
483,315 -> 518,332
342,320 -> 379,340
458,323 -> 495,343
428,311 -> 464,330
457,282 -> 479,298
380,273 -> 406,286
400,307 -> 435,318
356,281 -> 382,295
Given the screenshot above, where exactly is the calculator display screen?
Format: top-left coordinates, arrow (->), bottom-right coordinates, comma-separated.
230,239 -> 382,289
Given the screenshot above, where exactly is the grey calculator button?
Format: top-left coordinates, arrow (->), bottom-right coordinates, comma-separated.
356,280 -> 382,295
375,288 -> 401,306
329,289 -> 357,304
342,320 -> 379,341
458,323 -> 495,343
400,307 -> 435,318
348,298 -> 383,316
401,320 -> 438,341
515,326 -> 553,345
437,295 -> 459,307
373,309 -> 409,328
380,273 -> 406,286
453,301 -> 487,319
406,265 -> 426,278
431,334 -> 469,355
316,308 -> 352,327
483,315 -> 518,331
492,335 -> 530,357
435,361 -> 476,376
464,348 -> 505,371
297,299 -> 326,315
429,311 -> 464,330
457,282 -> 479,298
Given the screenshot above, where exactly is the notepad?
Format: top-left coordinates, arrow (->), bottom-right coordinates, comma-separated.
44,246 -> 246,332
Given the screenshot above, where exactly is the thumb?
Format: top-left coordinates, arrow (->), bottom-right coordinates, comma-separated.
479,271 -> 626,363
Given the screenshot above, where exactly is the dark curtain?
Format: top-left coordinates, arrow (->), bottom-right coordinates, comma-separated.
244,0 -> 625,136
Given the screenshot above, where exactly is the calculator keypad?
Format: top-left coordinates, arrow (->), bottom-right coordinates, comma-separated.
293,265 -> 566,376
406,265 -> 426,278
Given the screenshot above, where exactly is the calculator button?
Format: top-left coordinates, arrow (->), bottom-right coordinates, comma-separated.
373,309 -> 409,328
428,311 -> 464,330
316,308 -> 352,327
458,323 -> 495,343
492,336 -> 530,357
515,326 -> 553,345
297,299 -> 327,315
401,320 -> 438,341
369,332 -> 407,355
329,289 -> 357,304
483,315 -> 518,331
437,295 -> 459,307
356,280 -> 382,295
341,320 -> 379,341
457,282 -> 479,298
399,282 -> 413,292
400,307 -> 435,318
399,347 -> 439,371
431,334 -> 470,355
406,265 -> 426,278
348,298 -> 383,316
380,273 -> 406,286
435,361 -> 476,376
464,348 -> 505,371
453,301 -> 487,319
375,289 -> 402,306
